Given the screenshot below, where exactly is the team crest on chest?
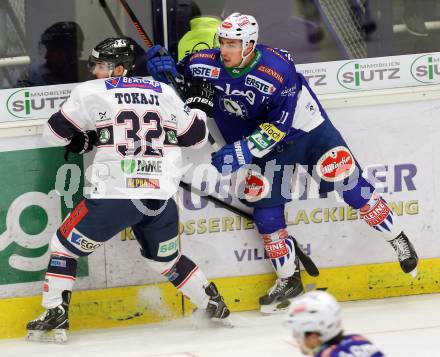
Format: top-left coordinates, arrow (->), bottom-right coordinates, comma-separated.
219,96 -> 248,118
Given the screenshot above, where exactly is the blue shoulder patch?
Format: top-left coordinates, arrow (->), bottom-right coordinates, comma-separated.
105,77 -> 163,92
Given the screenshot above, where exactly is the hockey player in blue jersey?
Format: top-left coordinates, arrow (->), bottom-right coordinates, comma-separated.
284,290 -> 385,356
147,12 -> 419,313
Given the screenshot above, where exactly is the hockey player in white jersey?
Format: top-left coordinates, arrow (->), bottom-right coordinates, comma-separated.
26,38 -> 229,343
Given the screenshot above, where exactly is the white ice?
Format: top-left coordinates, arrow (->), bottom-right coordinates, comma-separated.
2,293 -> 440,357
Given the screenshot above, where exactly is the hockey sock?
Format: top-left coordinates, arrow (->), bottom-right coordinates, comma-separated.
360,192 -> 399,240
262,229 -> 297,278
163,255 -> 210,309
42,252 -> 77,309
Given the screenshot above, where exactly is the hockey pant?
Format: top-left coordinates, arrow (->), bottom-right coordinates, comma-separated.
243,119 -> 399,241
43,198 -> 210,310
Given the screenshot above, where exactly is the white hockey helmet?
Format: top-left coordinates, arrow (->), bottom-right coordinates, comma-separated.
284,291 -> 342,347
216,13 -> 259,66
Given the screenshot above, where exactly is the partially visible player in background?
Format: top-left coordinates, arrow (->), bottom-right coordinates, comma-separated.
284,290 -> 385,356
146,12 -> 419,314
19,21 -> 88,87
26,37 -> 229,343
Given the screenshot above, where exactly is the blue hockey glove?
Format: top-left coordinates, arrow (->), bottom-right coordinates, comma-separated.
211,140 -> 253,174
146,45 -> 178,83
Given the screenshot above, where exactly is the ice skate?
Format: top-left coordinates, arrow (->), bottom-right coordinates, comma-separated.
191,282 -> 232,328
389,231 -> 419,277
260,261 -> 304,314
26,291 -> 70,343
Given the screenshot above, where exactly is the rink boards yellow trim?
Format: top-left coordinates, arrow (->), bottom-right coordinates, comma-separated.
2,257 -> 440,339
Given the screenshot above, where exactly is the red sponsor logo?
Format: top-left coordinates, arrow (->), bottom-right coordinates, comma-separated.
222,22 -> 232,29
257,65 -> 284,83
360,198 -> 390,227
317,146 -> 355,182
292,304 -> 307,314
190,52 -> 216,61
211,68 -> 220,77
277,229 -> 289,239
264,240 -> 288,259
244,173 -> 265,199
59,200 -> 88,238
262,235 -> 272,244
237,17 -> 250,27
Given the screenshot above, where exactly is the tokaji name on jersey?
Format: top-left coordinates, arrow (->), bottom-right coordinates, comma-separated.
114,92 -> 159,105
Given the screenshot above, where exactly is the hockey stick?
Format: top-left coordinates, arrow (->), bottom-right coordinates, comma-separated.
99,0 -> 124,36
117,0 -> 185,97
115,0 -> 319,277
180,181 -> 319,277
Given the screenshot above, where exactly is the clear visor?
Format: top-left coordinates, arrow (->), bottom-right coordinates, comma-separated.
87,56 -> 114,73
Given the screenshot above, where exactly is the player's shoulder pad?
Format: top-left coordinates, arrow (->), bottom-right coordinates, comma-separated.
255,45 -> 297,86
99,76 -> 165,94
187,48 -> 220,64
185,49 -> 222,80
68,78 -> 101,98
345,334 -> 370,343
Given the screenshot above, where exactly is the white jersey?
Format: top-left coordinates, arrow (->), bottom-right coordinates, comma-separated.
44,77 -> 207,199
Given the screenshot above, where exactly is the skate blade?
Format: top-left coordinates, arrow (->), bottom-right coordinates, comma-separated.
190,309 -> 234,328
211,316 -> 234,328
409,267 -> 418,278
27,329 -> 67,344
260,299 -> 292,315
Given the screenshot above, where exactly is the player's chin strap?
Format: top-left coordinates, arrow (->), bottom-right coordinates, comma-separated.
237,42 -> 256,68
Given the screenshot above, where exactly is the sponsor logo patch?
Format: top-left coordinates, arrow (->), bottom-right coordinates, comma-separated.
317,146 -> 355,182
99,128 -> 111,144
121,159 -> 163,175
245,75 -> 276,94
126,178 -> 160,189
281,86 -> 296,96
264,240 -> 288,259
242,170 -> 270,202
360,194 -> 391,227
257,65 -> 284,83
59,200 -> 88,238
105,77 -> 163,92
190,52 -> 216,61
189,64 -> 220,79
70,231 -> 103,252
50,258 -> 66,268
158,236 -> 179,257
237,16 -> 250,27
259,123 -> 285,142
249,132 -> 271,151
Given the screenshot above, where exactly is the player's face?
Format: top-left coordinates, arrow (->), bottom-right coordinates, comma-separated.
296,333 -> 321,355
90,60 -> 112,79
219,38 -> 243,67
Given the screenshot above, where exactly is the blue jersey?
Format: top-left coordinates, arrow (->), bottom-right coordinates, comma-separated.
179,45 -> 327,157
316,334 -> 385,357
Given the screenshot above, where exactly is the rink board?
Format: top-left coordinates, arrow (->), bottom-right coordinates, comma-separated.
1,74 -> 440,339
2,258 -> 440,339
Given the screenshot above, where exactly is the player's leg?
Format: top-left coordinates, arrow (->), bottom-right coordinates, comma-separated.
253,205 -> 304,313
308,120 -> 418,276
27,198 -> 144,342
341,176 -> 418,275
236,154 -> 304,313
132,198 -> 230,320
